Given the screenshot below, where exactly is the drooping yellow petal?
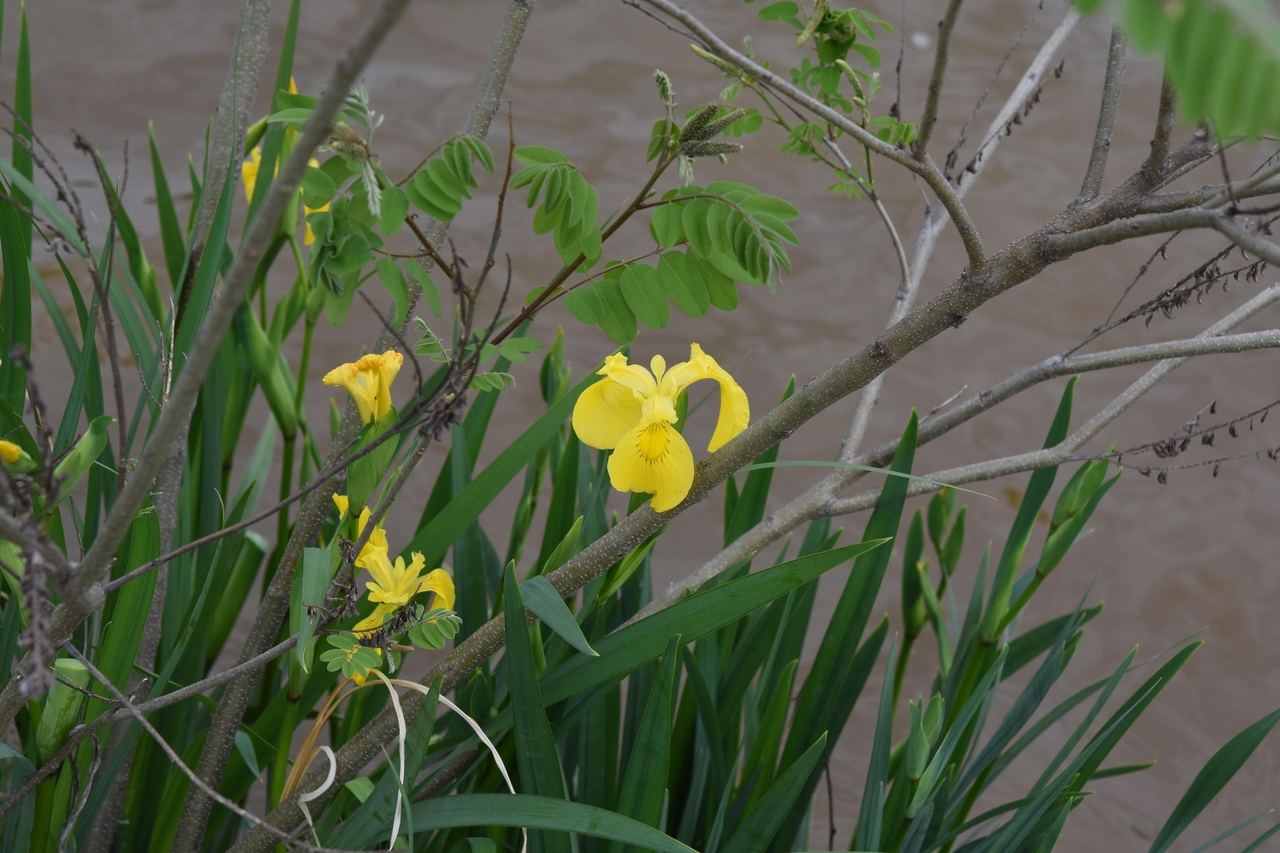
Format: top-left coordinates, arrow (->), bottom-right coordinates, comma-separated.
0,440 -> 20,465
332,494 -> 350,517
353,603 -> 396,636
572,377 -> 643,449
323,362 -> 377,424
694,346 -> 750,451
419,567 -> 455,612
659,343 -> 749,452
607,397 -> 695,513
242,147 -> 262,204
374,351 -> 403,422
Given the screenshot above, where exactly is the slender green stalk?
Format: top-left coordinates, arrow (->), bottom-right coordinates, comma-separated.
295,319 -> 314,412
269,700 -> 299,809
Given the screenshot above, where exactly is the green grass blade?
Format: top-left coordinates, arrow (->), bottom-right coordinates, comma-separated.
827,614 -> 889,749
855,640 -> 897,851
172,165 -> 234,370
536,542 -> 887,710
1184,811 -> 1270,853
981,378 -> 1076,642
523,575 -> 597,657
1149,709 -> 1280,853
87,507 -> 160,723
0,594 -> 22,694
504,562 -> 572,852
1005,604 -> 1103,676
740,658 -> 797,815
721,733 -> 827,853
535,430 -> 579,573
1070,642 -> 1201,791
785,411 -> 918,767
611,636 -> 680,853
29,261 -> 77,361
1240,821 -> 1280,853
148,124 -> 186,290
1026,647 -> 1137,799
406,795 -> 695,852
0,201 -> 30,411
725,377 -> 793,546
403,370 -> 594,569
12,1 -> 30,252
908,647 -> 1009,819
679,645 -> 728,794
450,423 -> 490,642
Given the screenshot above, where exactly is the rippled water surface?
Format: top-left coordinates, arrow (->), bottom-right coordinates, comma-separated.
19,0 -> 1280,847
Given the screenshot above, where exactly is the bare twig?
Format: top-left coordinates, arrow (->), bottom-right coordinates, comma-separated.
60,645 -> 362,853
1146,74 -> 1177,173
913,0 -> 966,161
639,0 -> 988,275
1077,28 -> 1127,203
0,635 -> 300,824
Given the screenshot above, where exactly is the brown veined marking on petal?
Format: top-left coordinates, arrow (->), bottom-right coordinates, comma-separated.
637,421 -> 675,463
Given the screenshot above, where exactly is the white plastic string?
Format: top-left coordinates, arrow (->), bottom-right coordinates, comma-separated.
390,678 -> 528,853
298,745 -> 337,846
371,670 -> 409,849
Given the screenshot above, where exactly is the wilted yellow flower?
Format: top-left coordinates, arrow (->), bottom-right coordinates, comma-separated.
351,552 -> 455,640
0,440 -> 20,465
323,350 -> 404,425
241,145 -> 329,246
331,494 -> 389,567
572,344 -> 749,512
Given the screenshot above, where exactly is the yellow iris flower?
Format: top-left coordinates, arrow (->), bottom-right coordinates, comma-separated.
572,344 -> 749,512
331,494 -> 389,568
322,350 -> 404,425
351,550 -> 456,640
0,440 -> 20,465
241,147 -> 329,245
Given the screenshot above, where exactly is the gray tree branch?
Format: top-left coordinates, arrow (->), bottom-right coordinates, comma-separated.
1077,27 -> 1127,203
913,0 -> 966,161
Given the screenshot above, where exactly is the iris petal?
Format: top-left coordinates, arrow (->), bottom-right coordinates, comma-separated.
658,344 -> 749,451
573,378 -> 643,449
419,567 -> 456,611
607,414 -> 695,512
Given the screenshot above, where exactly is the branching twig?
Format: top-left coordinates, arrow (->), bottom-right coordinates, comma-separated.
913,0 -> 966,161
60,645 -> 360,853
1077,28 -> 1127,203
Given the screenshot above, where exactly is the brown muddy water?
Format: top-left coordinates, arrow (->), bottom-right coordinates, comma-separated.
16,0 -> 1280,849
